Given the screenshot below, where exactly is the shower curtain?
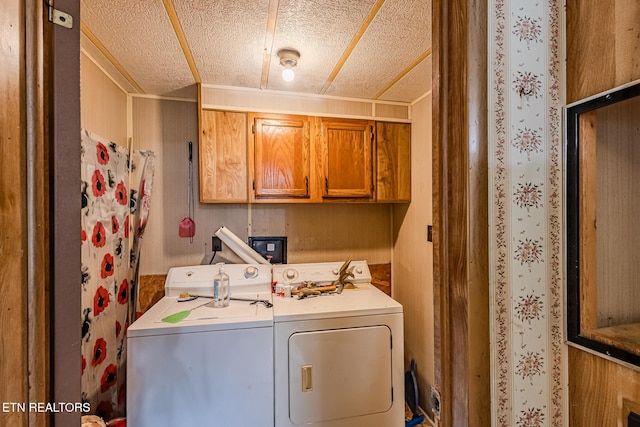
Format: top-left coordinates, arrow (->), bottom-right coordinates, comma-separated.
80,130 -> 156,420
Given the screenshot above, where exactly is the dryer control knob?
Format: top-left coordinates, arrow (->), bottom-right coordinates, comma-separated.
355,267 -> 363,274
244,266 -> 258,279
332,269 -> 339,275
285,269 -> 297,280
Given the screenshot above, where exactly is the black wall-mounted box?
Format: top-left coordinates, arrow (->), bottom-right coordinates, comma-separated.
248,236 -> 287,264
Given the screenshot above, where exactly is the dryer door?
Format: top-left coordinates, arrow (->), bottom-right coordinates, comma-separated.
288,325 -> 393,424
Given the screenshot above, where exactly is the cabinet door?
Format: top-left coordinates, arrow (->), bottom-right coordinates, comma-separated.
321,119 -> 374,199
376,122 -> 411,202
199,110 -> 248,202
252,114 -> 311,199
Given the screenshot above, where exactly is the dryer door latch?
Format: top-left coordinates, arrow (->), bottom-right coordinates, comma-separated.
301,365 -> 313,392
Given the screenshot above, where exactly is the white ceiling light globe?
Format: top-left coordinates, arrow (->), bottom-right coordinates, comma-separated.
282,68 -> 295,82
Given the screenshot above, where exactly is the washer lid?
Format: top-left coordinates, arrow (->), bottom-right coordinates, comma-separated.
128,292 -> 273,338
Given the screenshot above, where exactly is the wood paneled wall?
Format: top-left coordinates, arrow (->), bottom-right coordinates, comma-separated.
567,0 -> 640,424
594,100 -> 640,327
80,51 -> 128,146
567,0 -> 640,103
201,85 -> 411,122
252,204 -> 392,264
392,94 -> 435,414
569,346 -> 640,426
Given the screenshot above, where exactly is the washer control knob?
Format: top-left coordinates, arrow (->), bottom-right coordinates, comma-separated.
332,269 -> 339,275
355,267 -> 363,275
285,269 -> 297,280
244,266 -> 258,279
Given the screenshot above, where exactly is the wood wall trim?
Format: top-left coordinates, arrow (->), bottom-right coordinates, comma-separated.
578,111 -> 598,331
260,0 -> 279,89
162,0 -> 201,84
373,48 -> 433,100
26,1 -> 49,426
320,0 -> 386,94
431,0 -> 450,421
80,22 -> 145,94
466,0 -> 490,425
433,0 -> 490,425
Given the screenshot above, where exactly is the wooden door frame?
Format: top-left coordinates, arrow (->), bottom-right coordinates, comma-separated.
2,2 -> 33,426
432,0 -> 490,425
2,0 -> 82,425
45,0 -> 82,425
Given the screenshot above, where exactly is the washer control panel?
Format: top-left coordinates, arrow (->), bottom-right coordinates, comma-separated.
164,263 -> 272,296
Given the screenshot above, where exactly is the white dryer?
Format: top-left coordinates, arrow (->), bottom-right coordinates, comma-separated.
127,263 -> 273,427
271,261 -> 404,427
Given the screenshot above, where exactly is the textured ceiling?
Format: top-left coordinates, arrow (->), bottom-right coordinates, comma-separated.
80,0 -> 432,103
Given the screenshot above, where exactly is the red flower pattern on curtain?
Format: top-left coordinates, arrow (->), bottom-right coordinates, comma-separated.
92,338 -> 107,367
91,222 -> 106,248
96,142 -> 109,165
91,170 -> 106,197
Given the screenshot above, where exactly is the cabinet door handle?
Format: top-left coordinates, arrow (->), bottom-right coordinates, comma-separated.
304,176 -> 309,195
325,177 -> 329,194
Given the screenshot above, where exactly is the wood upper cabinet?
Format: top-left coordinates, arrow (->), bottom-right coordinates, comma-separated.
376,121 -> 411,202
321,118 -> 375,199
199,110 -> 412,204
199,110 -> 248,202
250,113 -> 312,201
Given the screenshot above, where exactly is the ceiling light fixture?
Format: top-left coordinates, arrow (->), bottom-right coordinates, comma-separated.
278,48 -> 300,82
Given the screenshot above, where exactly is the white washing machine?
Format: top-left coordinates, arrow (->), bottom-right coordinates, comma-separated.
127,263 -> 274,427
272,261 -> 404,427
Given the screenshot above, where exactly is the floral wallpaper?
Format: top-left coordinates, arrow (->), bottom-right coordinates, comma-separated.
489,0 -> 565,426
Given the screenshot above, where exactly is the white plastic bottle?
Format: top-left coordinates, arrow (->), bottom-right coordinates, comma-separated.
213,266 -> 230,308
